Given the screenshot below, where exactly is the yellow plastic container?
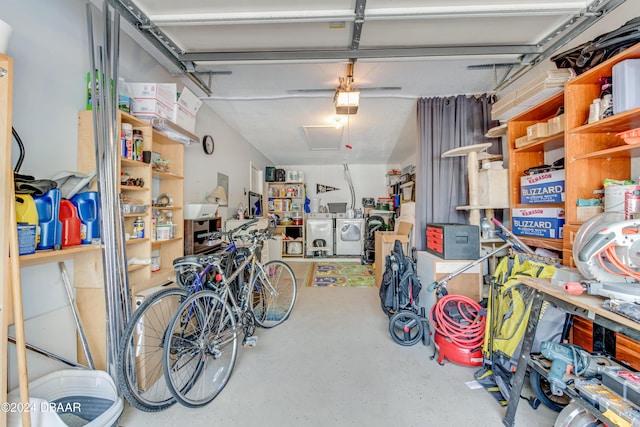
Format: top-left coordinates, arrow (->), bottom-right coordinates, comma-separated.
15,193 -> 39,244
15,193 -> 38,223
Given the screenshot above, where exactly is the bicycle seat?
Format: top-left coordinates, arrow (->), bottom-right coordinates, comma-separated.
173,255 -> 201,267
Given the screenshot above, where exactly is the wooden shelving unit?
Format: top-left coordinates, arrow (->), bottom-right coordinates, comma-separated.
507,91 -> 565,261
77,110 -> 185,369
563,42 -> 640,264
265,181 -> 305,257
18,245 -> 102,267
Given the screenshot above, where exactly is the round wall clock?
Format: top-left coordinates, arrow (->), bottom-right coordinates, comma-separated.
202,135 -> 215,155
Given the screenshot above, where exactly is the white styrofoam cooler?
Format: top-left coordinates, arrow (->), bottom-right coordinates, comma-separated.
8,369 -> 122,427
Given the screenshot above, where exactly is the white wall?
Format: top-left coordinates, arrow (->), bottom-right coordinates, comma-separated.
281,164 -> 389,210
185,107 -> 271,221
1,0 -> 270,384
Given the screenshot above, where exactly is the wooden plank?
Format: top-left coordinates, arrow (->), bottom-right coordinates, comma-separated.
521,277 -> 640,333
18,245 -> 102,268
0,56 -> 12,427
75,288 -> 106,370
615,333 -> 640,371
2,55 -> 32,427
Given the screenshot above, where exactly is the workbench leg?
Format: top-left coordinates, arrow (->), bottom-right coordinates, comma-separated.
503,291 -> 544,427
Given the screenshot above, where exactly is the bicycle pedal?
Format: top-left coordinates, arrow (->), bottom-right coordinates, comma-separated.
242,336 -> 258,348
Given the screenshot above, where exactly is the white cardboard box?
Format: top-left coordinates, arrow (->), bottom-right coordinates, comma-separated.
512,207 -> 565,239
177,87 -> 203,115
416,251 -> 484,311
132,98 -> 174,119
173,103 -> 196,133
520,169 -> 565,204
526,122 -> 549,139
547,114 -> 565,135
128,83 -> 177,107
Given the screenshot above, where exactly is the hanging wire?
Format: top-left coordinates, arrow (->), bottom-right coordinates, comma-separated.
11,127 -> 25,173
343,114 -> 356,210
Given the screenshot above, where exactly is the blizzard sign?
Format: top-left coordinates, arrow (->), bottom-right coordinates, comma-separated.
520,169 -> 565,204
512,208 -> 564,239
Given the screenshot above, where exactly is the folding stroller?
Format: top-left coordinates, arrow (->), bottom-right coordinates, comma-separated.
379,240 -> 428,346
362,215 -> 385,264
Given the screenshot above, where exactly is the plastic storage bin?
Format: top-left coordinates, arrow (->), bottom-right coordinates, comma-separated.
613,59 -> 640,114
8,369 -> 123,427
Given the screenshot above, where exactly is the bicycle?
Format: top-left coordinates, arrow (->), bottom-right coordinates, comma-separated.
162,225 -> 297,408
116,219 -> 266,412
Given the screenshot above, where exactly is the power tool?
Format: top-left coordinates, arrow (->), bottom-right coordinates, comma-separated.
540,341 -> 603,396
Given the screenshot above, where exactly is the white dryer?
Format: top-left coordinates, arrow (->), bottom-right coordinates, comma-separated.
306,213 -> 334,257
335,218 -> 364,256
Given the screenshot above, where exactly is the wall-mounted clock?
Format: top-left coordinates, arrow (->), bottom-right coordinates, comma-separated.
202,135 -> 215,155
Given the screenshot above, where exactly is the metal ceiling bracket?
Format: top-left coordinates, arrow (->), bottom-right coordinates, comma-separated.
181,45 -> 541,62
149,4 -> 591,26
105,0 -> 213,96
184,61 -> 196,73
350,0 -> 367,55
494,0 -> 627,91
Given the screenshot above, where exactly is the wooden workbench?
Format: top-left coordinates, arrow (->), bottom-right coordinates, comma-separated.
503,277 -> 640,427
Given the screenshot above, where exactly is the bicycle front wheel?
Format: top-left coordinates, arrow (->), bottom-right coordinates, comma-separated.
252,260 -> 297,328
117,287 -> 189,412
163,290 -> 238,408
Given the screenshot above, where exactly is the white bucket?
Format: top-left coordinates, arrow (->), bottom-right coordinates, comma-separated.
310,198 -> 320,213
0,19 -> 13,54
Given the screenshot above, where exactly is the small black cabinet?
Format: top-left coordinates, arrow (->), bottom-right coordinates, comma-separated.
184,218 -> 222,255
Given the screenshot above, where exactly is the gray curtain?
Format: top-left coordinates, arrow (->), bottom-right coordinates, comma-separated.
415,94 -> 499,251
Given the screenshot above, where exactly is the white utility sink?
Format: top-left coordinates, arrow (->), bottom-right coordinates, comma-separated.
184,203 -> 218,220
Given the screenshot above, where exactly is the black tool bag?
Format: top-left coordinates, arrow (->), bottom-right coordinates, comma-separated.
551,17 -> 640,75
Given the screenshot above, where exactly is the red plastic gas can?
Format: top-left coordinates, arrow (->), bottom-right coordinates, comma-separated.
59,199 -> 81,247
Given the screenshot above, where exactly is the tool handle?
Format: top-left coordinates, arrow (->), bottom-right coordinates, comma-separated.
564,281 -> 585,295
491,217 -> 535,254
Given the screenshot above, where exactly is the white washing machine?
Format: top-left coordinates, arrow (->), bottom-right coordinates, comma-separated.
335,218 -> 364,256
306,213 -> 334,256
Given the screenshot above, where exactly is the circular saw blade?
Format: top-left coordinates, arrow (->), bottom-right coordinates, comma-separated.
573,212 -> 624,281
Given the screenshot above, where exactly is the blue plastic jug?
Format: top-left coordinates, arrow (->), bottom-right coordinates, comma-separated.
34,188 -> 62,250
71,191 -> 100,244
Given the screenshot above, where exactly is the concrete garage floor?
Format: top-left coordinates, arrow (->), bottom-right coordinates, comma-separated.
118,261 -> 557,427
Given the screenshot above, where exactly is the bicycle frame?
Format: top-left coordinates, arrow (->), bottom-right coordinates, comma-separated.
171,220 -> 280,353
